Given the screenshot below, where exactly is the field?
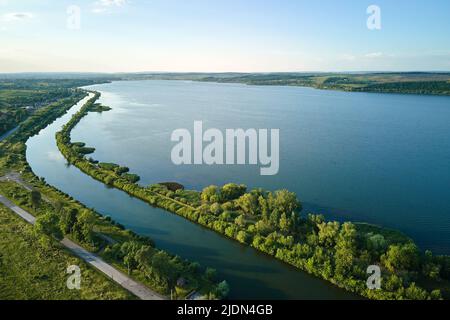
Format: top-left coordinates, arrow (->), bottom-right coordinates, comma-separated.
0,204 -> 134,300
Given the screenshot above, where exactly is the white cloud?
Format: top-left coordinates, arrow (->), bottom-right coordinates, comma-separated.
2,12 -> 34,22
47,151 -> 64,162
365,52 -> 383,58
92,8 -> 107,13
92,0 -> 128,13
341,54 -> 356,61
98,0 -> 128,6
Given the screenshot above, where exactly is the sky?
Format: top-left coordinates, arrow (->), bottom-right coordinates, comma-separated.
0,0 -> 449,73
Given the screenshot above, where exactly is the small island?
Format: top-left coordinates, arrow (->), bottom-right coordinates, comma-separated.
90,103 -> 112,112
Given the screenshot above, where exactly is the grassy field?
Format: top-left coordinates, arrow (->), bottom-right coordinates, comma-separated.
0,204 -> 135,300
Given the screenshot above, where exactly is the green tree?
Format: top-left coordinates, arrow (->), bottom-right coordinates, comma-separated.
59,208 -> 78,234
215,281 -> 230,299
366,234 -> 387,254
30,189 -> 42,210
384,274 -> 403,291
34,211 -> 63,240
308,214 -> 325,226
382,243 -> 420,273
317,221 -> 340,247
255,219 -> 273,236
279,212 -> 292,233
234,214 -> 246,228
236,230 -> 250,244
405,283 -> 428,300
210,203 -> 222,215
236,193 -> 259,216
272,189 -> 301,215
269,209 -> 281,228
104,175 -> 115,186
258,196 -> 270,221
201,185 -> 219,203
73,210 -> 96,243
115,166 -> 130,175
220,183 -> 247,201
422,250 -> 441,280
53,200 -> 64,214
149,251 -> 178,288
120,241 -> 143,274
334,223 -> 357,277
205,268 -> 217,281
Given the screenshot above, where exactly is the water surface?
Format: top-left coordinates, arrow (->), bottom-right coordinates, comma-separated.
78,80 -> 450,253
26,89 -> 354,299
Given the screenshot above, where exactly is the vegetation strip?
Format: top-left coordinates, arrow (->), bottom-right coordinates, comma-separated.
56,91 -> 450,300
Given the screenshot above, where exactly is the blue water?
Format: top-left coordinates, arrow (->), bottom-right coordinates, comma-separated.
76,80 -> 450,253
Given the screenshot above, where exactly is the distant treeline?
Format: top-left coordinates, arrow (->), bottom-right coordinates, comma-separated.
353,81 -> 450,95
196,73 -> 450,96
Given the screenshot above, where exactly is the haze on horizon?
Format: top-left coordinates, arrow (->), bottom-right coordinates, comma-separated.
1,0 -> 449,73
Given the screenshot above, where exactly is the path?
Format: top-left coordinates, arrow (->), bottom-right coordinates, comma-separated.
0,126 -> 19,142
0,172 -> 50,202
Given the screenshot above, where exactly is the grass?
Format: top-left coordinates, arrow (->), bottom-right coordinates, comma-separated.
0,204 -> 135,300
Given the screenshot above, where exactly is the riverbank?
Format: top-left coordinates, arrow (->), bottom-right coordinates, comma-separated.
55,90 -> 450,300
0,92 -> 227,300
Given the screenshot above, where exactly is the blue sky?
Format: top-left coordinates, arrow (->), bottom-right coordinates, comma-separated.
1,0 -> 449,72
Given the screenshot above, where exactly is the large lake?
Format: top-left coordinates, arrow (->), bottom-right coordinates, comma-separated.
26,80 -> 450,298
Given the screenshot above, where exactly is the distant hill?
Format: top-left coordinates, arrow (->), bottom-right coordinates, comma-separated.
1,72 -> 450,96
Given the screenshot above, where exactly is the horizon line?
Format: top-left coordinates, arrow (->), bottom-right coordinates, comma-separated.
1,70 -> 450,75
